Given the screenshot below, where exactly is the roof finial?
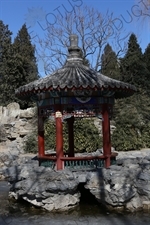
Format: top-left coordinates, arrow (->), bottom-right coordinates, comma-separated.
69,34 -> 78,47
66,34 -> 83,64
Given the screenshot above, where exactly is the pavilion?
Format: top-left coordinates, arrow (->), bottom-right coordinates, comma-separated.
15,34 -> 136,170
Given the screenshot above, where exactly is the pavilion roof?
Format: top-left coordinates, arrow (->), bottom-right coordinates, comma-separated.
15,35 -> 136,99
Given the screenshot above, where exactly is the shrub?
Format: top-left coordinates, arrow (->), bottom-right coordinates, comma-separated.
24,133 -> 38,153
24,118 -> 102,154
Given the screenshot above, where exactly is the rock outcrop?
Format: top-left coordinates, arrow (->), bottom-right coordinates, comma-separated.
1,149 -> 150,212
4,157 -> 80,211
0,102 -> 36,154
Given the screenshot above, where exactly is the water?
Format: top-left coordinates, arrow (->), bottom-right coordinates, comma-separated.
0,181 -> 150,225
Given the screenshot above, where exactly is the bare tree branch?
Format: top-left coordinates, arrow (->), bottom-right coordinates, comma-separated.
35,4 -> 130,74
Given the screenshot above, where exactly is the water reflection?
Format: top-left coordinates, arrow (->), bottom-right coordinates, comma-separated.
0,181 -> 150,225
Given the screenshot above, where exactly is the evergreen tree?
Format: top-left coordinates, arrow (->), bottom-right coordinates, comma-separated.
12,24 -> 39,108
143,43 -> 150,91
0,22 -> 39,108
0,20 -> 12,105
112,33 -> 150,151
120,33 -> 148,88
101,43 -> 120,79
13,24 -> 39,85
144,43 -> 150,70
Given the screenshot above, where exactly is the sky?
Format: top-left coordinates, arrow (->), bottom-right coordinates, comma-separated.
0,0 -> 149,76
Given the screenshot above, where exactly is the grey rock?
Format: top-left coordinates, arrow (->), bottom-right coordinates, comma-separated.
137,171 -> 150,181
7,102 -> 20,119
42,196 -> 53,204
122,158 -> 139,166
4,165 -> 22,181
8,165 -> 80,211
144,156 -> 150,161
74,171 -> 88,183
53,193 -> 80,210
136,181 -> 150,197
116,158 -> 124,166
126,164 -> 141,170
23,196 -> 44,207
138,160 -> 150,167
142,201 -> 150,210
126,194 -> 142,211
141,163 -> 150,170
109,165 -> 122,170
5,158 -> 150,212
0,103 -> 37,157
20,107 -> 35,119
0,125 -> 7,141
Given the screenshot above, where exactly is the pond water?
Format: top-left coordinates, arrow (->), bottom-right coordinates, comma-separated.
0,181 -> 150,225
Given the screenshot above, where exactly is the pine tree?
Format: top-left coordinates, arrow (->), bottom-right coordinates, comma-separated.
0,20 -> 13,106
144,43 -> 150,69
0,22 -> 39,108
101,43 -> 120,79
120,33 -> 148,88
143,43 -> 150,91
13,24 -> 39,85
112,33 -> 150,151
12,24 -> 39,108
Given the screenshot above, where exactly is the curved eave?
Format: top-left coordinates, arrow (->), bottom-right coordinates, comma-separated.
15,84 -> 136,100
15,65 -> 136,100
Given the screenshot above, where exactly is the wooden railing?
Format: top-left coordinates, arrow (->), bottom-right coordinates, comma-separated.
61,156 -> 105,169
38,155 -> 56,168
38,153 -> 118,169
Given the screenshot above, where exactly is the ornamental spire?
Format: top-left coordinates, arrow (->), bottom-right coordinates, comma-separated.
67,34 -> 83,63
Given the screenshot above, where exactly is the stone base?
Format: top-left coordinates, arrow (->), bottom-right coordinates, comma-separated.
143,201 -> 150,210
2,150 -> 150,212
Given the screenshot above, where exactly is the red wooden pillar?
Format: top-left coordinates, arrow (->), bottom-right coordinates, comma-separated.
102,104 -> 111,168
55,111 -> 64,170
67,116 -> 75,157
38,111 -> 45,157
